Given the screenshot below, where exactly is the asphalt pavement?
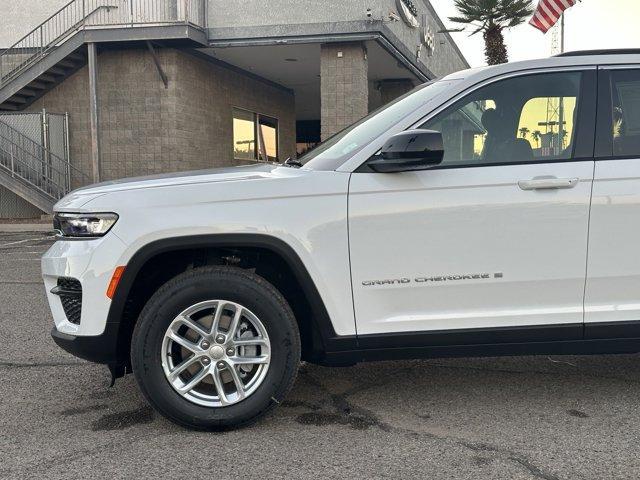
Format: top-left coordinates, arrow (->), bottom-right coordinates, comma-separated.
1,231 -> 639,479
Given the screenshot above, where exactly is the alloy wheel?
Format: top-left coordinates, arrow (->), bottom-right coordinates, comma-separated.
160,300 -> 271,407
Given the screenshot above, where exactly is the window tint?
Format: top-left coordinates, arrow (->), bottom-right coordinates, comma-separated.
420,72 -> 582,167
611,70 -> 640,157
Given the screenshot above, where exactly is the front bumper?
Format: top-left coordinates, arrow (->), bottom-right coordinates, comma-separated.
51,324 -> 121,365
41,232 -> 127,337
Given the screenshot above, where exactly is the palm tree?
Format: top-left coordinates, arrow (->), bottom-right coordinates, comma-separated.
531,130 -> 541,148
519,126 -> 530,139
560,128 -> 568,149
449,0 -> 534,65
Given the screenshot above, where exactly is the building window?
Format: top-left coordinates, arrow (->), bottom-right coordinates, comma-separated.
233,108 -> 279,162
296,120 -> 321,156
233,108 -> 255,161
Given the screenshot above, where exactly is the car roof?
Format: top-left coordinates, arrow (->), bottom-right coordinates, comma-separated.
555,49 -> 640,57
441,50 -> 640,84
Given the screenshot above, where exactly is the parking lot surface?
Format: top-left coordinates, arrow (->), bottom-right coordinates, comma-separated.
1,231 -> 639,479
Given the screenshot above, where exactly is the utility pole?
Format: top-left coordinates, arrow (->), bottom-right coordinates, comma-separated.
558,13 -> 565,152
548,14 -> 566,154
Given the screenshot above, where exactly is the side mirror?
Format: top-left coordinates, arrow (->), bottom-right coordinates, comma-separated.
367,129 -> 444,173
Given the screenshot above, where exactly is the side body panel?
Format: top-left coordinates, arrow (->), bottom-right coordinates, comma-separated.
100,169 -> 356,336
585,159 -> 640,325
585,66 -> 640,328
349,162 -> 594,334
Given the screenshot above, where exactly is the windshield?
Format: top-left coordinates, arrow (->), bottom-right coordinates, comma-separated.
300,80 -> 455,170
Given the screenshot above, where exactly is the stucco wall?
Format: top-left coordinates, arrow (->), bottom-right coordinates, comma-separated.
26,47 -> 295,184
385,0 -> 470,77
0,0 -> 468,78
206,0 -> 469,78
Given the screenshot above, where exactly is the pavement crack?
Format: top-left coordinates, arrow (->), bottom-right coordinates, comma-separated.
416,429 -> 563,480
509,456 -> 561,480
297,368 -> 560,479
425,361 -> 640,384
0,359 -> 86,369
395,428 -> 561,480
295,369 -> 392,431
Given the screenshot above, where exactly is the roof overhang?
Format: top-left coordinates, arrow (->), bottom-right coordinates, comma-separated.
199,37 -> 425,121
206,20 -> 439,82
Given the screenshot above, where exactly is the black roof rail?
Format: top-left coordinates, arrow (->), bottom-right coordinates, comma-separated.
555,49 -> 640,57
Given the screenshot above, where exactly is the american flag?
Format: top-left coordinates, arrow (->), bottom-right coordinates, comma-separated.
529,0 -> 577,33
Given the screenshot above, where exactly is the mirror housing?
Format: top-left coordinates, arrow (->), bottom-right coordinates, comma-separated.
367,129 -> 444,173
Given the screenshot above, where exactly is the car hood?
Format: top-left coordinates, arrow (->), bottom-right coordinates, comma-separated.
54,163 -> 286,209
77,163 -> 278,194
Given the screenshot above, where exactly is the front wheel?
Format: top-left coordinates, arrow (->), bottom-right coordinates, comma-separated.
131,266 -> 301,430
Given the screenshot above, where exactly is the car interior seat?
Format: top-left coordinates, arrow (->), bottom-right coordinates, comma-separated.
481,108 -> 533,162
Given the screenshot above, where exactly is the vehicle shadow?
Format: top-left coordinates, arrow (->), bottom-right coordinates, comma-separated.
58,353 -> 640,434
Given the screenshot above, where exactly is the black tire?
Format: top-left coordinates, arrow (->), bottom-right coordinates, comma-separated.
131,266 -> 301,430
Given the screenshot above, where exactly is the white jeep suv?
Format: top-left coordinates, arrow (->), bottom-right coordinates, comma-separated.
43,50 -> 640,430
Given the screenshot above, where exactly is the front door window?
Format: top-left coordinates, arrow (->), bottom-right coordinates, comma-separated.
421,71 -> 582,167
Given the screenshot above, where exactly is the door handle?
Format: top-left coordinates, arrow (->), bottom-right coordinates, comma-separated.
518,177 -> 579,191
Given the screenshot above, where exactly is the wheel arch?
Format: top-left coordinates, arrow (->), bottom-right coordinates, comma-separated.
107,234 -> 355,367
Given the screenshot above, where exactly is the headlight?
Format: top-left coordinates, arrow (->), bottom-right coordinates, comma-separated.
54,212 -> 119,238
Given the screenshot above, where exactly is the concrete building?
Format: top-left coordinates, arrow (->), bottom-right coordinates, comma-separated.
0,0 -> 467,218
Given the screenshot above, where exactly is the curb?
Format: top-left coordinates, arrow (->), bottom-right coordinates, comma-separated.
0,224 -> 55,233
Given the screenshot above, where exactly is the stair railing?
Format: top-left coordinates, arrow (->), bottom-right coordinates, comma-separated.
0,118 -> 90,199
0,0 -> 206,87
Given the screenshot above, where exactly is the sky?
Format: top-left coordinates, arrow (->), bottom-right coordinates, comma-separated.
429,0 -> 640,67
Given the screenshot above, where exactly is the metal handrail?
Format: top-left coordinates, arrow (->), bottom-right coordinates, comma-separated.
0,118 -> 90,199
0,0 -> 206,87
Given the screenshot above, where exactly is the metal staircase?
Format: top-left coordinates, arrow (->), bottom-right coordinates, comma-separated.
0,118 -> 90,213
0,0 -> 207,212
0,0 -> 207,111
1,44 -> 88,112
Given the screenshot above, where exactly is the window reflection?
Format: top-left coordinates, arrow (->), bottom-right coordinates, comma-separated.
233,108 -> 279,162
233,108 -> 256,161
259,116 -> 278,162
611,71 -> 640,156
421,72 -> 581,167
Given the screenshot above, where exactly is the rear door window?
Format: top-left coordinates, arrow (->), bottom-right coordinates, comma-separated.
610,70 -> 640,156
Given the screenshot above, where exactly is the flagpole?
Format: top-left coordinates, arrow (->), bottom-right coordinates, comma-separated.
560,13 -> 565,53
